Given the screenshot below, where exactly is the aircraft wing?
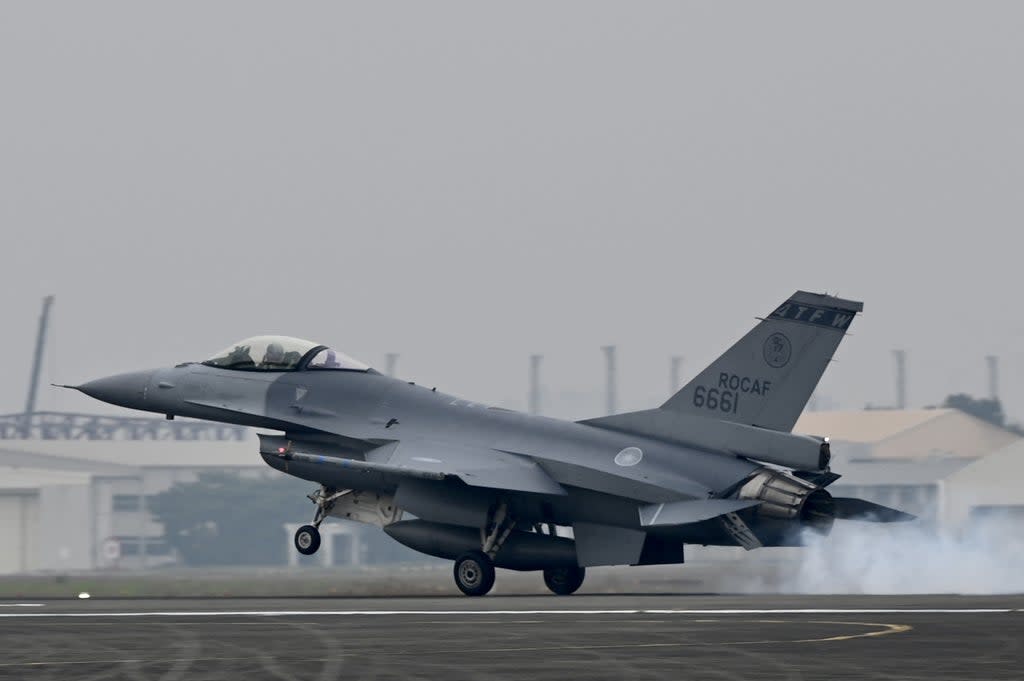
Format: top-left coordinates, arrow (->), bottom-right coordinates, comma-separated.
260,434 -> 567,496
384,439 -> 568,495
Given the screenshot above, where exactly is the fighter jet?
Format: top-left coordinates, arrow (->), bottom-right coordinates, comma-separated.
69,291 -> 912,596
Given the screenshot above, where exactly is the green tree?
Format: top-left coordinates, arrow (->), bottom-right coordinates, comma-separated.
147,471 -> 311,566
147,471 -> 430,566
941,393 -> 1005,427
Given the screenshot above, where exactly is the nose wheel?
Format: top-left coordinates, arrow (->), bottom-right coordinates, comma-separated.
453,551 -> 496,596
294,524 -> 321,555
294,486 -> 352,557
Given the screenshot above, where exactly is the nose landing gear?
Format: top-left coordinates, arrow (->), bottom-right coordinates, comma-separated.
294,524 -> 321,555
293,486 -> 350,556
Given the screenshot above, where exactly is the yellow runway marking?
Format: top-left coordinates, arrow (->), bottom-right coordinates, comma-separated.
795,621 -> 912,642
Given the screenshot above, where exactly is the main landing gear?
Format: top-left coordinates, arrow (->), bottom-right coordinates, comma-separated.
451,500 -> 515,597
451,505 -> 587,597
451,553 -> 587,597
542,565 -> 586,595
453,551 -> 496,597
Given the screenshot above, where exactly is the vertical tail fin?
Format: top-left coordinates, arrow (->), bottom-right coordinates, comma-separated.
662,291 -> 862,432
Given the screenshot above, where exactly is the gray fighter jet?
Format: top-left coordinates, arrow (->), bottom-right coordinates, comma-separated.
69,291 -> 912,596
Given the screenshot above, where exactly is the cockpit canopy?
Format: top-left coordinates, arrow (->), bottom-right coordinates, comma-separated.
202,336 -> 370,372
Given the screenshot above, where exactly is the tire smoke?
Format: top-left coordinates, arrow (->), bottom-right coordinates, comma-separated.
780,518 -> 1024,594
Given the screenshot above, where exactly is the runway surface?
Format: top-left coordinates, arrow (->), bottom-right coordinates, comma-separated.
2,594 -> 1022,680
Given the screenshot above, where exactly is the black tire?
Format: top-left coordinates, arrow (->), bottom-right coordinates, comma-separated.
543,565 -> 585,595
294,524 -> 321,555
453,551 -> 496,597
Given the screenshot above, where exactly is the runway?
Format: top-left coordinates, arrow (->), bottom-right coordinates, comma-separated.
1,595 -> 1022,680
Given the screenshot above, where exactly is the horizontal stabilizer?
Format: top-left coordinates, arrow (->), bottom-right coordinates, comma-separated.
832,497 -> 916,523
638,498 -> 761,527
793,470 -> 841,487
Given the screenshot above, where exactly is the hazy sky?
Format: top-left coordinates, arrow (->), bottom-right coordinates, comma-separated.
3,2 -> 1023,423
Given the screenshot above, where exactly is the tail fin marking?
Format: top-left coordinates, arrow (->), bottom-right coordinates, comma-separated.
661,291 -> 862,432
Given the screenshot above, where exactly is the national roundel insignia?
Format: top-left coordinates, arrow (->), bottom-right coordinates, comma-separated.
763,332 -> 792,368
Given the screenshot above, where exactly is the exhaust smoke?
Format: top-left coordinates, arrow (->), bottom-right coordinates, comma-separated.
777,517 -> 1024,594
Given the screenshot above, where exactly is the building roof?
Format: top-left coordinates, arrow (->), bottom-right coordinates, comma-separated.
937,438 -> 1024,528
0,440 -> 261,469
831,458 -> 974,487
0,465 -> 94,492
0,445 -> 137,475
795,409 -> 949,443
945,438 -> 1024,487
796,408 -> 1020,462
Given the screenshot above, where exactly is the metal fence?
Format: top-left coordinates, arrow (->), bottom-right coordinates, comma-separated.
0,411 -> 246,441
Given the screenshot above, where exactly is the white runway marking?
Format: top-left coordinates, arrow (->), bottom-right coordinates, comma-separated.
0,604 -> 44,608
0,607 -> 1017,618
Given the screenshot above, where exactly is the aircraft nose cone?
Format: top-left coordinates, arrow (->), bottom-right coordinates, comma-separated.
76,370 -> 155,409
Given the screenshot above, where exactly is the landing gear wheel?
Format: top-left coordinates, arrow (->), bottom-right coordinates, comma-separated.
453,551 -> 496,597
294,524 -> 321,555
543,565 -> 585,595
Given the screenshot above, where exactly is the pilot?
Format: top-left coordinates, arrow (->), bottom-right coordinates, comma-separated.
321,349 -> 342,368
225,345 -> 253,368
261,342 -> 286,368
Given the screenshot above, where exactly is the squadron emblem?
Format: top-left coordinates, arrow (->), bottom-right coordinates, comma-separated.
763,332 -> 792,368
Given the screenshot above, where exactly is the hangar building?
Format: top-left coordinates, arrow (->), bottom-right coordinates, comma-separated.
795,408 -> 1020,526
0,439 -> 264,574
